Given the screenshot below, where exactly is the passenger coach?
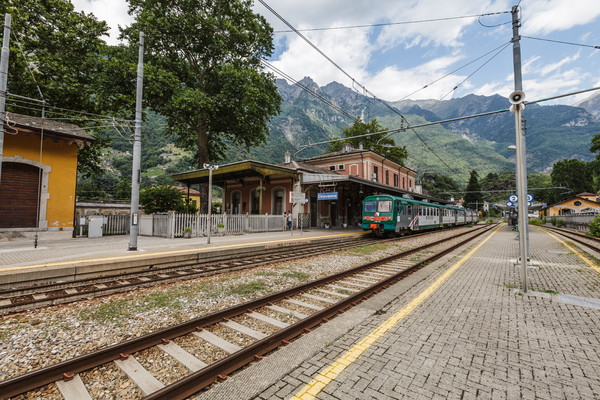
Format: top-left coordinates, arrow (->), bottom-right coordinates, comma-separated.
362,194 -> 477,236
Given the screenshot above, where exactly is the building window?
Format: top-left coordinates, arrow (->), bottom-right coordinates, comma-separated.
329,165 -> 336,171
409,179 -> 412,188
373,166 -> 379,182
394,174 -> 398,187
338,164 -> 344,170
574,200 -> 582,206
402,177 -> 405,189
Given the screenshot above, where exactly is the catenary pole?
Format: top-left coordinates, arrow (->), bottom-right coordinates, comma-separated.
0,13 -> 11,187
510,6 -> 529,292
128,32 -> 144,251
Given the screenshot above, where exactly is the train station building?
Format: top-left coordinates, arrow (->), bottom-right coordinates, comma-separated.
172,145 -> 432,228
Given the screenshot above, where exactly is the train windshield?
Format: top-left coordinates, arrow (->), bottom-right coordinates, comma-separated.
378,201 -> 393,212
364,201 -> 378,213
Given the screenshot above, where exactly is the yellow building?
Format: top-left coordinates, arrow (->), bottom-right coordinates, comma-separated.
0,113 -> 94,238
538,192 -> 600,217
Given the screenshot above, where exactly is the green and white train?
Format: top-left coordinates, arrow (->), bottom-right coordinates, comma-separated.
362,194 -> 478,236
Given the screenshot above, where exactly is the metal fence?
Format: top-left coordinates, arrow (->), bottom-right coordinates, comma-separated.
74,214 -> 130,237
76,213 -> 305,238
553,212 -> 598,232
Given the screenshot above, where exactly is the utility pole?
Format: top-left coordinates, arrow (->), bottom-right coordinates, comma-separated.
128,32 -> 144,251
0,13 -> 11,187
509,6 -> 529,292
204,164 -> 218,244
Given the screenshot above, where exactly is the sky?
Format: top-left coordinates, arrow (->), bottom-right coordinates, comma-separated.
72,0 -> 600,106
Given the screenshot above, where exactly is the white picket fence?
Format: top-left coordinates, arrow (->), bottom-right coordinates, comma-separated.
139,213 -> 288,238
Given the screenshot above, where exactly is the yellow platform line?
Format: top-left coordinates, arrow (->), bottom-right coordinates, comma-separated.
1,231 -> 365,272
290,224 -> 503,400
536,227 -> 600,274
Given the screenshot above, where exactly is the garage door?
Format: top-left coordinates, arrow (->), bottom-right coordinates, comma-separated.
0,162 -> 40,228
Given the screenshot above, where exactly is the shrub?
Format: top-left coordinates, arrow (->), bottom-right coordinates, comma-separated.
589,215 -> 600,237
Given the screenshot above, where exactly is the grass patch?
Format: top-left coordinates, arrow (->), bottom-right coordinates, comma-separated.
505,284 -> 519,289
347,244 -> 386,255
255,271 -> 278,277
79,298 -> 133,324
226,280 -> 268,296
539,289 -> 558,295
281,270 -> 310,281
336,288 -> 352,295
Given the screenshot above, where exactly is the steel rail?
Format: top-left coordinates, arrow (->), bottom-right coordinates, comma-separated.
145,223 -> 498,400
0,224 -> 493,398
540,226 -> 600,253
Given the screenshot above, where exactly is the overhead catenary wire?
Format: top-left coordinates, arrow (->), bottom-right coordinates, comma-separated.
261,60 -> 357,121
258,0 -> 473,183
274,11 -> 512,33
522,35 -> 600,50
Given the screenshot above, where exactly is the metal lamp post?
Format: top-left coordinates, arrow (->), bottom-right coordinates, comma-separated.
204,164 -> 218,244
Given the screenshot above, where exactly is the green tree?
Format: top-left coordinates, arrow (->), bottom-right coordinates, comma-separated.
550,159 -> 593,201
420,172 -> 459,200
121,0 -> 282,212
327,118 -> 407,165
140,186 -> 186,214
0,0 -> 116,177
114,179 -> 132,201
464,170 -> 483,211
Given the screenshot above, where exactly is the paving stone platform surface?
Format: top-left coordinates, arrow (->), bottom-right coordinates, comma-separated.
198,225 -> 600,400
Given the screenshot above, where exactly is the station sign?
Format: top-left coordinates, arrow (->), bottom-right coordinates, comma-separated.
507,194 -> 533,207
317,192 -> 338,201
289,192 -> 306,204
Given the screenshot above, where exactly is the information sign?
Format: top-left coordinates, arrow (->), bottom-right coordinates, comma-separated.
317,192 -> 338,201
289,192 -> 306,204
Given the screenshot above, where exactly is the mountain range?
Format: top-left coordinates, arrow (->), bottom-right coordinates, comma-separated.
103,78 -> 600,189
241,78 -> 600,184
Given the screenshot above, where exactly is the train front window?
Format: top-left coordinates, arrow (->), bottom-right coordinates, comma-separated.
378,201 -> 393,213
364,201 -> 378,213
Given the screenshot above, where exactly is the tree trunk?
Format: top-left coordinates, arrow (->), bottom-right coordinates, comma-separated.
196,117 -> 210,214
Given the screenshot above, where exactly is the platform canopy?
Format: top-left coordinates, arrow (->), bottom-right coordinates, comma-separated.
172,160 -> 298,186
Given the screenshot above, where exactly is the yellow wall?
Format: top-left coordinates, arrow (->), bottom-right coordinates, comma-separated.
3,132 -> 79,229
543,198 -> 600,217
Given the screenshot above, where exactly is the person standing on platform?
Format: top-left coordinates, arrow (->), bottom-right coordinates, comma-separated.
286,210 -> 293,231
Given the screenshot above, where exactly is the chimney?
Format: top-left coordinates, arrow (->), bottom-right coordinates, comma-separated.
358,142 -> 363,150
284,151 -> 291,164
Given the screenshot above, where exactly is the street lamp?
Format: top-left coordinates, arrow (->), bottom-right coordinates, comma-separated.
204,163 -> 219,244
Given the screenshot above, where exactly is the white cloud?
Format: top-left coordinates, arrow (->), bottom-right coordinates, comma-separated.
522,0 -> 600,34
540,52 -> 580,76
72,0 -> 133,44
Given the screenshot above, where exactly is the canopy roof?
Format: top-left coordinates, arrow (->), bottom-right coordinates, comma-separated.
172,160 -> 298,185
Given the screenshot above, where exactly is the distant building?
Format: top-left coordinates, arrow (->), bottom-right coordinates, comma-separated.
539,192 -> 600,217
0,113 -> 94,237
173,146 -> 439,228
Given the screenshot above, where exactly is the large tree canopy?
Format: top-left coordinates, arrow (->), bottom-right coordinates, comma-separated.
327,118 -> 407,166
551,159 -> 593,198
121,0 -> 282,169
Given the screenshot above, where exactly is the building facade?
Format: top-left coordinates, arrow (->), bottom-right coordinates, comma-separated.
0,113 -> 94,237
173,147 -> 427,228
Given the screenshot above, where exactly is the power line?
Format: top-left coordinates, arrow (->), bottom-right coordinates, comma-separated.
273,11 -> 512,33
396,41 -> 511,102
258,0 -> 469,183
261,60 -> 356,120
522,35 -> 600,50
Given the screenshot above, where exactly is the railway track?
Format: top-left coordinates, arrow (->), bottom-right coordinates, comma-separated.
0,228 -> 465,315
537,225 -> 600,253
0,223 -> 496,400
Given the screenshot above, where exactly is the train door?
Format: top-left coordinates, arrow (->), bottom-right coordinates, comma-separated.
399,203 -> 410,229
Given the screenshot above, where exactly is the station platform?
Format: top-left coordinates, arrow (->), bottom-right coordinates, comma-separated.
0,228 -> 364,287
198,224 -> 600,400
